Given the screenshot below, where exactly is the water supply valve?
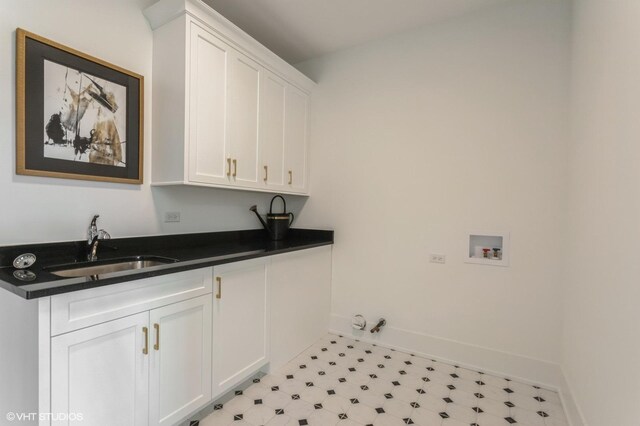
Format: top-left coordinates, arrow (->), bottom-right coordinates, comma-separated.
370,318 -> 386,333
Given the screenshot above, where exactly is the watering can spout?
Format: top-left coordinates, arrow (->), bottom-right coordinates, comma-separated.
249,205 -> 272,236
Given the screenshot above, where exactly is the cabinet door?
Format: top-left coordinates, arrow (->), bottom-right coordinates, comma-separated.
268,247 -> 332,371
284,84 -> 309,193
51,312 -> 149,426
259,70 -> 286,190
212,258 -> 269,396
227,51 -> 261,187
188,24 -> 232,185
149,295 -> 212,426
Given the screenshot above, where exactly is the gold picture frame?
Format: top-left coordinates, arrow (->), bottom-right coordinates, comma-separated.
16,28 -> 144,184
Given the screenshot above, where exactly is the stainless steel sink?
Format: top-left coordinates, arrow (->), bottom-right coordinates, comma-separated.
48,256 -> 179,278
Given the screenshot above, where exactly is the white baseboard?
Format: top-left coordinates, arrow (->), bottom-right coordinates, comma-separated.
329,313 -> 585,426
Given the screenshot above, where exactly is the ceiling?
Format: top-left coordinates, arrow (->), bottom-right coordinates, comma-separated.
203,0 -> 510,64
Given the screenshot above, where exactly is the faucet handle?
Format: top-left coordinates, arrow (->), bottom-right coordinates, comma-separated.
98,230 -> 111,240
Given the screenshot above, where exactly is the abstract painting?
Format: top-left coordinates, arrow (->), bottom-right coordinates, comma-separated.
16,29 -> 143,184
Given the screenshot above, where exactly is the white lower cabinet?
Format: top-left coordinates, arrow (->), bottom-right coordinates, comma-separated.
51,312 -> 150,426
212,258 -> 269,397
43,250 -> 330,426
268,246 -> 332,371
149,295 -> 212,426
50,295 -> 212,426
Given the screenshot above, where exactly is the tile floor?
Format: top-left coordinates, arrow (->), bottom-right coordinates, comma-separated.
197,334 -> 568,426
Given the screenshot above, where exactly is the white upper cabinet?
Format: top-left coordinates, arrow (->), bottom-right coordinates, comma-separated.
259,70 -> 287,190
145,0 -> 314,195
188,24 -> 231,185
284,85 -> 309,192
227,51 -> 261,187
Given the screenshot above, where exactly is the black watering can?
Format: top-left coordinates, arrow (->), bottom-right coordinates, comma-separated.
250,195 -> 295,240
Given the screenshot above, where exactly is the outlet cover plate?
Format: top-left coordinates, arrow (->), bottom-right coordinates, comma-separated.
164,212 -> 181,223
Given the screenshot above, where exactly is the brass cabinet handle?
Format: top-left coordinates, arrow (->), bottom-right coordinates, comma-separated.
226,158 -> 231,177
232,159 -> 237,178
264,165 -> 268,182
216,276 -> 222,299
288,170 -> 293,185
142,326 -> 149,355
154,323 -> 160,351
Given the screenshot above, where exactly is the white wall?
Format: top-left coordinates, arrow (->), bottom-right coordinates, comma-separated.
296,0 -> 570,370
564,1 -> 640,424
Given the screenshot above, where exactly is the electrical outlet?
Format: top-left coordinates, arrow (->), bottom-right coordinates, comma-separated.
429,254 -> 446,264
164,212 -> 181,223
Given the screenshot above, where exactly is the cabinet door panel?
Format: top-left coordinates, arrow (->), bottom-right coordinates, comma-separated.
259,71 -> 286,189
284,85 -> 309,193
228,52 -> 260,186
213,259 -> 269,396
149,295 -> 212,426
268,247 -> 332,371
188,24 -> 231,184
51,312 -> 149,426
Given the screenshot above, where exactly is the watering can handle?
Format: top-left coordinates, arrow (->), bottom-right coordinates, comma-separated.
269,195 -> 287,214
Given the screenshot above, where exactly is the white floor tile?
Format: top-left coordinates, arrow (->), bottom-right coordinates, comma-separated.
307,408 -> 339,426
243,404 -> 276,426
372,413 -> 409,426
346,403 -> 379,424
381,398 -> 413,418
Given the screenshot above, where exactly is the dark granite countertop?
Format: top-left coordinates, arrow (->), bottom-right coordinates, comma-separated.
0,229 -> 333,299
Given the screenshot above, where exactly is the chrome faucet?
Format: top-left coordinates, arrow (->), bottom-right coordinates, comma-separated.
87,215 -> 111,261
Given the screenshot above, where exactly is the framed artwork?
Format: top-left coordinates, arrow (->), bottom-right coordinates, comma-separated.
16,28 -> 144,184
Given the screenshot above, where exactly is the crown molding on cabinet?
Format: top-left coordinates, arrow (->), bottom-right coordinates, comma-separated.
143,0 -> 315,93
